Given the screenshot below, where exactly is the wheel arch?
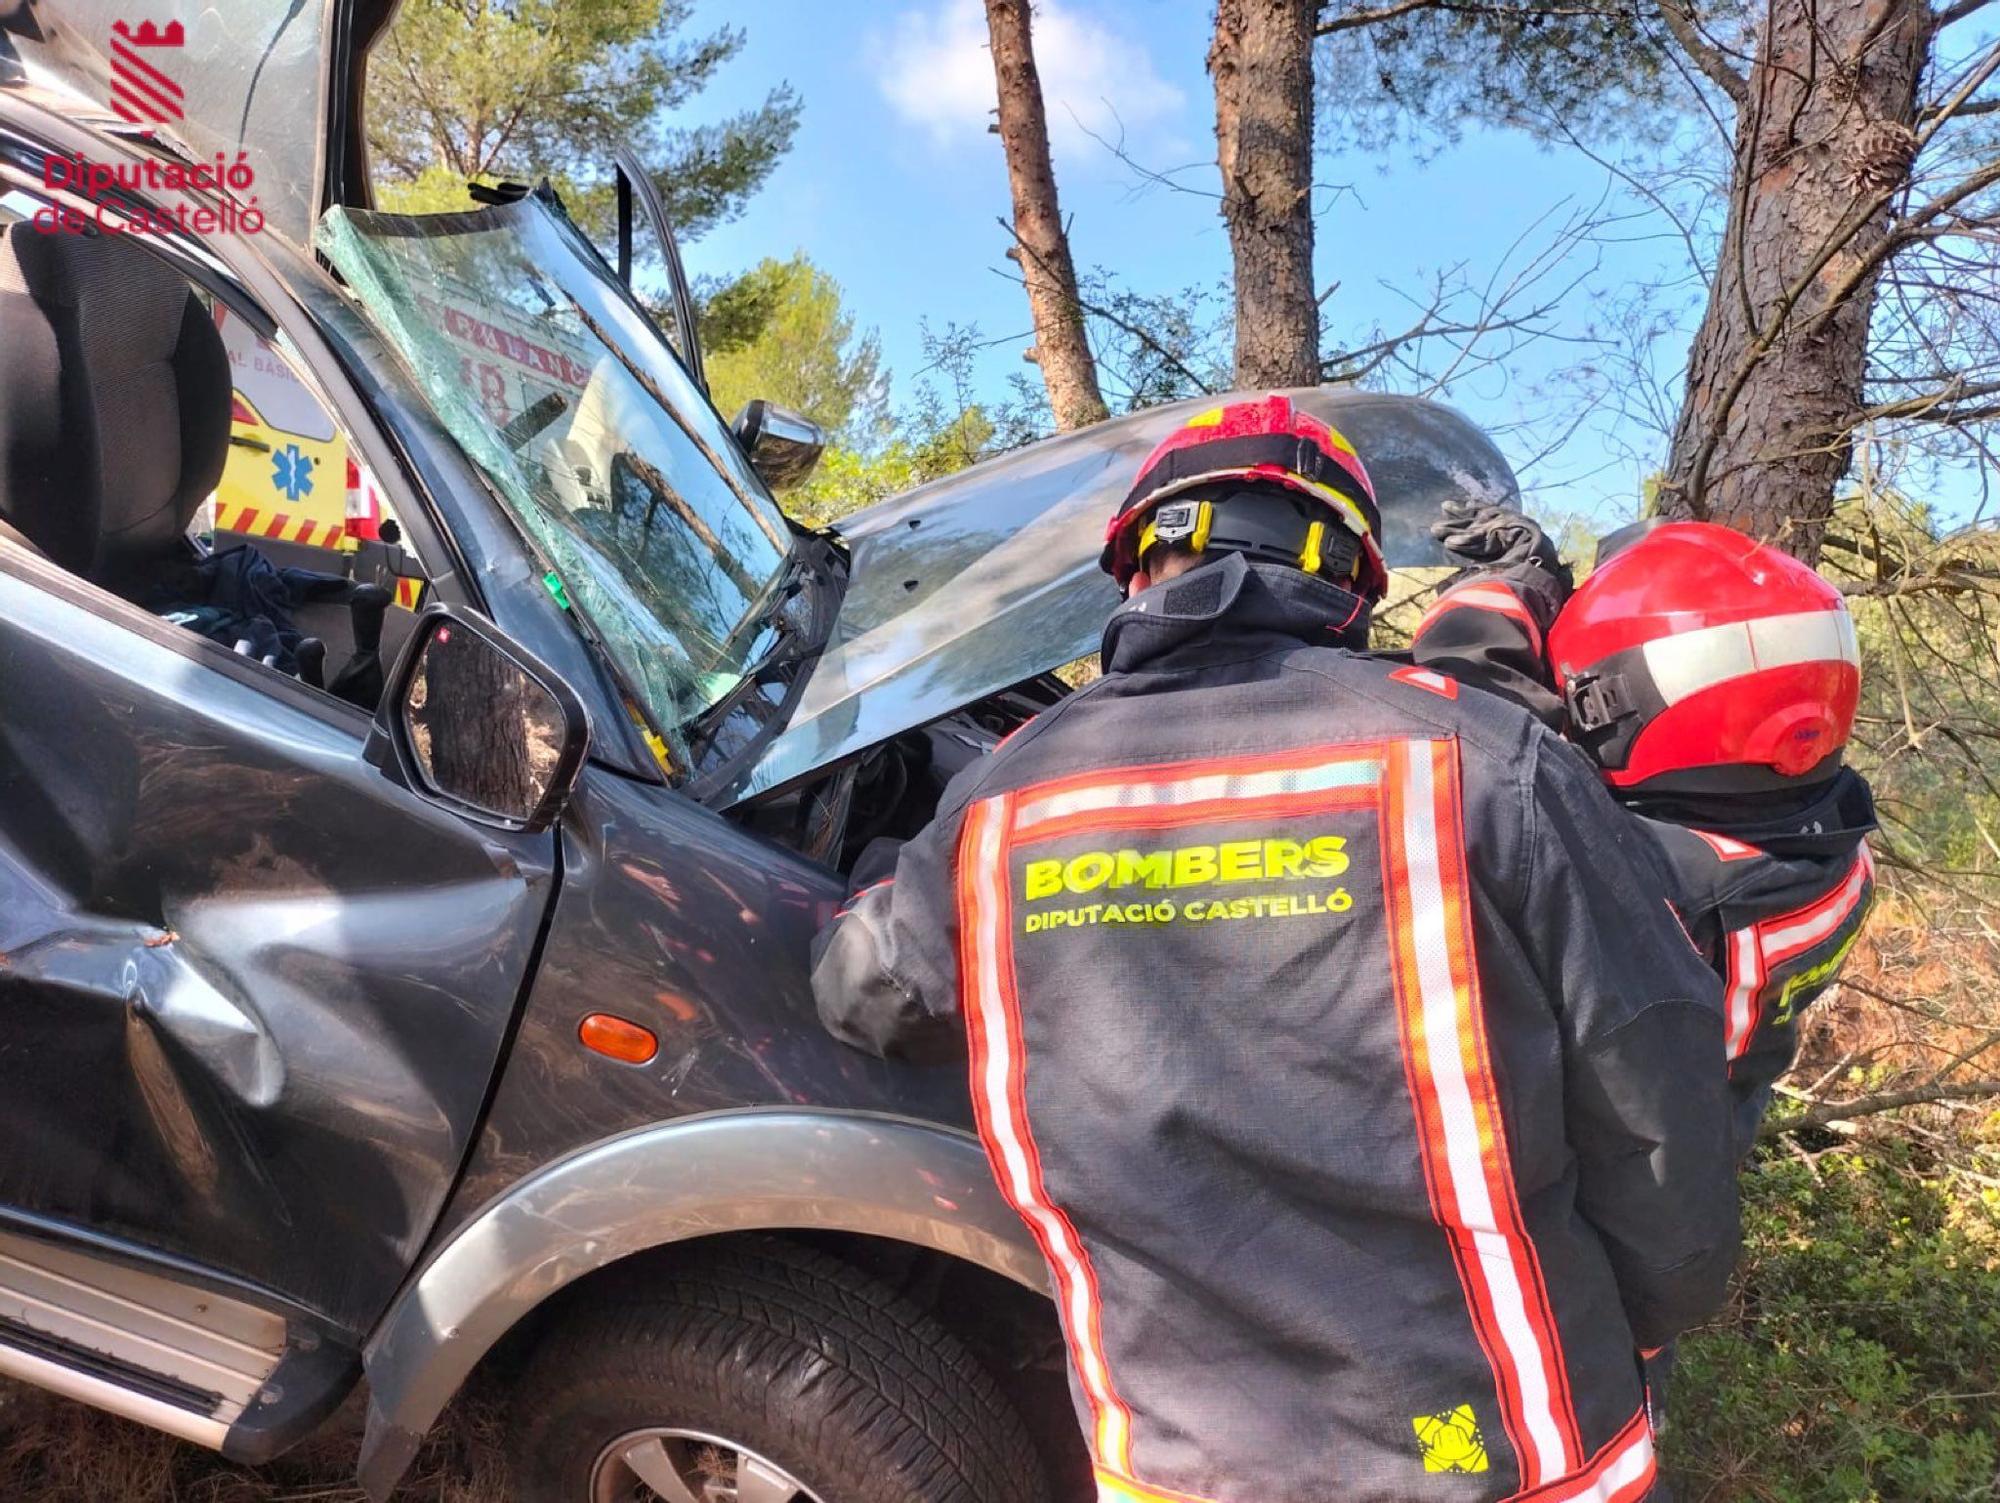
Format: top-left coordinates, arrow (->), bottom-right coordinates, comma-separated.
355,1107 -> 1044,1502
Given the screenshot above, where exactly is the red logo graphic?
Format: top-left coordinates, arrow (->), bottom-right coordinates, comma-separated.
108,18 -> 185,125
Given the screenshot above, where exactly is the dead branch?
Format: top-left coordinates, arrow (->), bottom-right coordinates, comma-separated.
1935,0 -> 2000,28
1317,0 -> 1445,33
1654,0 -> 1750,102
1071,115 -> 1226,202
1841,567 -> 2000,598
1925,94 -> 2000,122
1917,36 -> 2000,151
1680,149 -> 2000,511
1860,377 -> 2000,425
1321,196 -> 1611,398
1760,1080 -> 2000,1138
1315,0 -> 1625,30
992,222 -> 1220,399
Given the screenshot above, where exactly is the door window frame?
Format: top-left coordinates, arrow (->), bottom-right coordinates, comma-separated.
0,143 -> 455,732
0,93 -> 664,781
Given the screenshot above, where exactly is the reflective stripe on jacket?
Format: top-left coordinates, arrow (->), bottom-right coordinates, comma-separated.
1410,567 -> 1878,1155
813,554 -> 1737,1502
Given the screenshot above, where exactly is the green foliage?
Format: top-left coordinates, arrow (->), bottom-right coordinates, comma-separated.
368,0 -> 797,243
696,268 -> 786,358
702,256 -> 887,441
787,409 -> 996,530
369,163 -> 490,215
1820,495 -> 2000,878
1669,1142 -> 2000,1501
776,322 -> 1003,529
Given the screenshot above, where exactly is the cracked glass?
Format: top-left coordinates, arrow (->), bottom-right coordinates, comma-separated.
317,191 -> 796,768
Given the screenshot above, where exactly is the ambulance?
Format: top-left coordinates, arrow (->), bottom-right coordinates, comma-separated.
211,301 -> 448,610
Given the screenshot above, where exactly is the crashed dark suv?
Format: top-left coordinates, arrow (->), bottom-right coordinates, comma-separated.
0,3 -> 1523,1499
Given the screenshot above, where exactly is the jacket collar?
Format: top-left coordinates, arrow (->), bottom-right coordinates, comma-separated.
1100,553 -> 1372,676
1633,766 -> 1878,855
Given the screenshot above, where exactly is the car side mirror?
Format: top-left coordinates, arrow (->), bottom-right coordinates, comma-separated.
367,607 -> 589,833
731,399 -> 827,489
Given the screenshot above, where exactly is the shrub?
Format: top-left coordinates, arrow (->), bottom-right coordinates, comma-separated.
1667,1137 -> 2000,1501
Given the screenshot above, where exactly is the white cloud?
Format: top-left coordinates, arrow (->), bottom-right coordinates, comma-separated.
873,0 -> 1186,158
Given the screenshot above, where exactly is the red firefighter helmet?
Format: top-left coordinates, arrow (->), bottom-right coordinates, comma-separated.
1547,521 -> 1860,793
1101,394 -> 1387,601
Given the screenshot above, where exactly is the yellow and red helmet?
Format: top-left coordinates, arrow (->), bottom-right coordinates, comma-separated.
1101,394 -> 1385,599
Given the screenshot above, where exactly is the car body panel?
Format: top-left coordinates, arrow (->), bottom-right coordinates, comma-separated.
0,546 -> 556,1337
733,388 -> 1519,802
358,1108 -> 1044,1503
436,761 -> 976,1239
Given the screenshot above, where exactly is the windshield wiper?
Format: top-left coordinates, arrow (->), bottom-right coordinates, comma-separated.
680,553 -> 819,765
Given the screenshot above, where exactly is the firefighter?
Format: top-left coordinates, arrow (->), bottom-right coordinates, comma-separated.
811,395 -> 1736,1503
1413,506 -> 1878,1158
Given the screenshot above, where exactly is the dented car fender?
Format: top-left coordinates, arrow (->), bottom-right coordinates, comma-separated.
354,1107 -> 1043,1501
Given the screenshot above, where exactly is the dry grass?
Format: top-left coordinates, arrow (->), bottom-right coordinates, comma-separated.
1791,876 -> 2000,1118
0,1384 -> 507,1503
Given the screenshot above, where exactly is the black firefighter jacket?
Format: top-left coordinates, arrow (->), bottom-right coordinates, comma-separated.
813,554 -> 1738,1503
1411,565 -> 1877,1157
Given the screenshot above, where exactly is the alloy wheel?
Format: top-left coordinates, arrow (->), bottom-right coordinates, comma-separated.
590,1427 -> 829,1503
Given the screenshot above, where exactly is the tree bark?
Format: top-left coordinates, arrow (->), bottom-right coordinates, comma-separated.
415,628 -> 546,818
1212,0 -> 1322,390
984,0 -> 1110,431
1659,0 -> 1930,560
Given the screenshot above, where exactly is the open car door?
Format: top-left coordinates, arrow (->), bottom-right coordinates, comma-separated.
609,141 -> 706,390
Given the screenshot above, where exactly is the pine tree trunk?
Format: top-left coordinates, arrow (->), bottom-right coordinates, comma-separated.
1212,0 -> 1321,390
413,628 -> 546,819
1660,0 -> 1929,561
984,0 -> 1109,432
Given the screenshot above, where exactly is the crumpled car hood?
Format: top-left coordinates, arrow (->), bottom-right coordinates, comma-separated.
729,388 -> 1520,804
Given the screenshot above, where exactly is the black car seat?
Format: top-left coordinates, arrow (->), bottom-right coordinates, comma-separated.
0,224 -> 392,705
0,222 -> 230,592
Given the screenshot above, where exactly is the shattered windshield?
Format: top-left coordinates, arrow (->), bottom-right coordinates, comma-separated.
316,191 -> 795,768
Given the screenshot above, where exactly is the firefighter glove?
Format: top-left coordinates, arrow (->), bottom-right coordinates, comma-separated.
1431,500 -> 1574,594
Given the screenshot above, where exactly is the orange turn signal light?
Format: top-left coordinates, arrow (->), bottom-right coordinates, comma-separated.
578,1012 -> 658,1065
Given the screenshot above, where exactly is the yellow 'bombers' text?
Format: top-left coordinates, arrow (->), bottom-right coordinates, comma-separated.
1023,835 -> 1349,901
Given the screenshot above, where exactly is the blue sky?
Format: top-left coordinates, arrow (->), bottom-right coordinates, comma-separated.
683,0 -> 1704,532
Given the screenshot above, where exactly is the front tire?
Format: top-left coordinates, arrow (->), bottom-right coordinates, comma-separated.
507,1237 -> 1053,1503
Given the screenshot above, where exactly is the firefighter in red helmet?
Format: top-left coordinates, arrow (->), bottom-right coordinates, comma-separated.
1412,507 -> 1877,1158
812,395 -> 1736,1502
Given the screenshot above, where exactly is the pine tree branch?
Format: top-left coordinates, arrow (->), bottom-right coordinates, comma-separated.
1842,570 -> 2000,598
1935,0 -> 2000,29
1318,0 -> 1447,31
1314,0 -> 1620,31
1859,378 -> 2000,424
994,220 -> 1217,399
1760,1080 -> 2000,1138
1653,0 -> 1749,103
1677,145 -> 2000,511
1924,94 -> 2000,120
1920,37 -> 2000,150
